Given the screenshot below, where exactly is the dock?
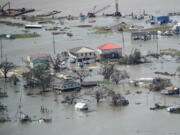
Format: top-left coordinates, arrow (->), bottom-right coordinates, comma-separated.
131,31 -> 158,41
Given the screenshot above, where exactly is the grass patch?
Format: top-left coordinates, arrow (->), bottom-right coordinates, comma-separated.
0,21 -> 24,27
23,16 -> 54,23
141,26 -> 171,32
91,27 -> 112,34
160,48 -> 180,57
0,16 -> 8,19
0,33 -> 40,39
13,66 -> 30,74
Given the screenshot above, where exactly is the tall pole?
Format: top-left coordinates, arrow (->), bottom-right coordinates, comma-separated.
115,0 -> 119,13
53,34 -> 56,56
0,39 -> 3,60
156,36 -> 159,56
122,30 -> 125,56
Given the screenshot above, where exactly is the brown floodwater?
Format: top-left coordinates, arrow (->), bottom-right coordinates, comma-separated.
0,4 -> 180,135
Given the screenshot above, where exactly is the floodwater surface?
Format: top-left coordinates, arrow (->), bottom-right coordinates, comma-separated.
0,1 -> 180,135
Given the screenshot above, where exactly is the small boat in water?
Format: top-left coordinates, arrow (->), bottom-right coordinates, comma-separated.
25,24 -> 42,29
75,102 -> 88,111
20,113 -> 31,122
161,86 -> 180,95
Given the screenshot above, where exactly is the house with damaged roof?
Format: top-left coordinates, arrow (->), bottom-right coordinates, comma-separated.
68,47 -> 97,63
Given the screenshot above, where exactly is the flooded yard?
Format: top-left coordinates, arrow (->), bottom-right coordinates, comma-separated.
0,2 -> 180,134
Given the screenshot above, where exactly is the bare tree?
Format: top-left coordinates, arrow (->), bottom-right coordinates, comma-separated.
32,69 -> 52,91
95,91 -> 101,103
110,92 -> 129,106
110,69 -> 129,85
100,64 -> 114,80
23,71 -> 36,88
23,69 -> 52,91
0,61 -> 15,79
10,74 -> 19,85
73,68 -> 91,83
52,53 -> 67,71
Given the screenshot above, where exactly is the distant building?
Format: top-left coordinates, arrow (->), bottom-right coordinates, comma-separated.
68,47 -> 96,63
172,23 -> 180,34
153,16 -> 170,24
27,54 -> 51,69
97,43 -> 122,59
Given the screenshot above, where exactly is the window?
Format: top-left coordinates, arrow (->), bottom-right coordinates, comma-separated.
85,53 -> 87,56
89,53 -> 91,56
81,53 -> 83,57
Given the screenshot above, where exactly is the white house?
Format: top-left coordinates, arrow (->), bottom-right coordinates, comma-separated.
97,43 -> 123,59
69,47 -> 96,63
172,23 -> 180,34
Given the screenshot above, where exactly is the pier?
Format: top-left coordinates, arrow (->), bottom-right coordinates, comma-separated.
131,31 -> 158,41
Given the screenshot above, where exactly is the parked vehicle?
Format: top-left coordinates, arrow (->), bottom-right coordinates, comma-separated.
75,102 -> 88,110
167,106 -> 180,113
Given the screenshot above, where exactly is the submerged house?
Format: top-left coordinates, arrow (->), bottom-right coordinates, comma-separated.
97,43 -> 122,59
52,80 -> 80,91
161,86 -> 180,95
68,47 -> 97,63
27,54 -> 51,69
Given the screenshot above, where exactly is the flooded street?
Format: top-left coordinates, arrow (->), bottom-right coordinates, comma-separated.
1,0 -> 180,135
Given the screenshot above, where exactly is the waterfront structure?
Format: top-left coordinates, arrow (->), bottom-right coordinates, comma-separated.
52,80 -> 80,91
97,43 -> 122,59
131,31 -> 158,40
153,16 -> 170,24
68,47 -> 96,63
27,54 -> 51,69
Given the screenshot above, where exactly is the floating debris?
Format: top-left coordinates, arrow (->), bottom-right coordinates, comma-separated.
36,10 -> 61,17
150,103 -> 167,110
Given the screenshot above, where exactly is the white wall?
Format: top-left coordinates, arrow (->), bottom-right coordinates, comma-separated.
98,48 -> 122,57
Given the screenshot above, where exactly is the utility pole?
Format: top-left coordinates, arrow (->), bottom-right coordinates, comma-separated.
156,36 -> 159,57
0,39 -> 3,60
52,34 -> 56,56
122,30 -> 125,56
115,0 -> 119,13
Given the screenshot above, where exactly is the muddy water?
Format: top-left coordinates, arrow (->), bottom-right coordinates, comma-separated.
0,6 -> 180,135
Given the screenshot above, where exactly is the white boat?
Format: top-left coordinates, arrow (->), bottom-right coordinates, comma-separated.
20,113 -> 31,122
25,24 -> 42,29
75,102 -> 88,110
167,105 -> 180,113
